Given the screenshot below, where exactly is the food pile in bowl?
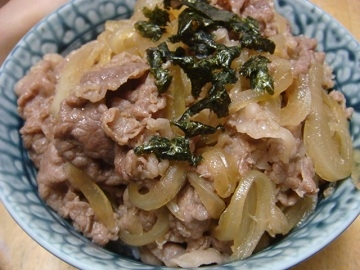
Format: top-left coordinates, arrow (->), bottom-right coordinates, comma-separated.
1,0 -> 359,269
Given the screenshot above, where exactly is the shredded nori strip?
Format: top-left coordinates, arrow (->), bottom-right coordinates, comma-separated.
134,0 -> 275,165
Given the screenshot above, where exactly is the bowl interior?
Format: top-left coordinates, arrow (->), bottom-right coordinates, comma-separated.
0,0 -> 359,269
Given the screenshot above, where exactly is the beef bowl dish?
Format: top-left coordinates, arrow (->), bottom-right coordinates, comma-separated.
0,0 -> 359,269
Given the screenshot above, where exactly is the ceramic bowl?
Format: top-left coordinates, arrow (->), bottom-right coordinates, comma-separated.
0,0 -> 359,269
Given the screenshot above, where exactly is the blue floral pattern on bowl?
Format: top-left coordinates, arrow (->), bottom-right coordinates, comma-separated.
0,0 -> 359,269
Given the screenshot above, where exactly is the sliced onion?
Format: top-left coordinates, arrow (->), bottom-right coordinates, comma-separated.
269,34 -> 287,58
231,171 -> 284,260
169,248 -> 225,268
63,162 -> 115,230
212,170 -> 289,260
119,207 -> 169,246
283,195 -> 317,229
304,63 -> 353,181
266,205 -> 291,237
128,164 -> 187,211
351,149 -> 360,190
274,13 -> 289,34
187,172 -> 226,219
165,65 -> 187,120
201,147 -> 240,198
166,199 -> 186,222
229,56 -> 293,114
229,89 -> 268,113
50,41 -> 105,117
106,20 -> 153,57
270,57 -> 294,96
212,170 -> 263,241
280,74 -> 311,126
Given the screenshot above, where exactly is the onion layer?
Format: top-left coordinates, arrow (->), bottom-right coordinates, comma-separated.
169,248 -> 225,268
188,172 -> 226,219
283,195 -> 317,229
128,164 -> 187,211
271,57 -> 294,96
201,147 -> 240,198
50,41 -> 106,117
280,74 -> 311,126
63,162 -> 115,230
213,170 -> 289,260
304,63 -> 353,181
119,207 -> 169,246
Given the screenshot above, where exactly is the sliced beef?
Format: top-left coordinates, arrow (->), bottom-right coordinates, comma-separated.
53,96 -> 122,185
67,199 -> 119,246
15,54 -> 62,166
75,52 -> 149,102
168,185 -> 211,240
102,75 -> 167,148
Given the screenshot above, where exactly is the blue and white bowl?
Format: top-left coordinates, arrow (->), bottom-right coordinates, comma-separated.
0,0 -> 359,269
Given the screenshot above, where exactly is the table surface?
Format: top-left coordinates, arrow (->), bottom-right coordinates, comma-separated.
1,0 -> 359,269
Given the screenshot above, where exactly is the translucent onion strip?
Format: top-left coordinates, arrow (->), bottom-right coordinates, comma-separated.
274,13 -> 289,35
187,172 -> 226,219
229,57 -> 293,114
351,149 -> 360,190
231,184 -> 265,260
269,14 -> 290,58
269,34 -> 287,58
165,65 -> 187,120
128,164 -> 187,211
212,170 -> 266,241
50,41 -> 106,117
279,74 -> 311,126
213,170 -> 289,260
229,89 -> 268,113
270,57 -> 294,96
63,162 -> 115,230
105,19 -> 153,57
283,195 -> 317,229
201,147 -> 240,198
304,63 -> 353,181
166,199 -> 186,222
119,207 -> 169,246
266,204 -> 291,237
169,248 -> 225,268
